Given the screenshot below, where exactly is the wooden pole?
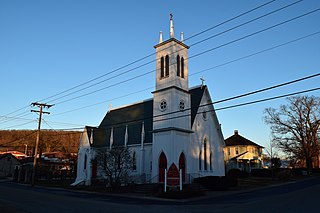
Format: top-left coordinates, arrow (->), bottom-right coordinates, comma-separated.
30,102 -> 53,186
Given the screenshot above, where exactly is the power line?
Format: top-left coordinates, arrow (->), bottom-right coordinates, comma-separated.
0,0 -> 278,117
52,8 -> 320,105
49,31 -> 320,117
45,1 -> 302,104
40,0 -> 278,103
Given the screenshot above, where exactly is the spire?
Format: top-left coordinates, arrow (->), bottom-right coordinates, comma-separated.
159,31 -> 163,43
170,13 -> 174,38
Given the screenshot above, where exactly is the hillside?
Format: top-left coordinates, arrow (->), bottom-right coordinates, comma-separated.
0,130 -> 82,154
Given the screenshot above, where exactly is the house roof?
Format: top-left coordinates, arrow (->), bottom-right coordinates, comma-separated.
89,85 -> 206,147
225,130 -> 264,148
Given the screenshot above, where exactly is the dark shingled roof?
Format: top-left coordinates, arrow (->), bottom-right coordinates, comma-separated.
225,131 -> 264,148
90,85 -> 205,147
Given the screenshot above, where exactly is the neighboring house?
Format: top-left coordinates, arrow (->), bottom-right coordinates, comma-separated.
74,16 -> 226,186
0,153 -> 21,178
0,151 -> 27,160
224,130 -> 264,172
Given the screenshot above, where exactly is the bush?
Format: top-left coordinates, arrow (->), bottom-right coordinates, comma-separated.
193,176 -> 237,191
227,169 -> 248,178
276,169 -> 292,181
250,169 -> 272,177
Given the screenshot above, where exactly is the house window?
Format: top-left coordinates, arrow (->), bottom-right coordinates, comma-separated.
228,148 -> 230,155
132,151 -> 137,171
165,55 -> 169,77
235,147 -> 239,155
160,57 -> 164,78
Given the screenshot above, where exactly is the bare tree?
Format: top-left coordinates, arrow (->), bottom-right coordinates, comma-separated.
264,96 -> 320,174
95,146 -> 132,189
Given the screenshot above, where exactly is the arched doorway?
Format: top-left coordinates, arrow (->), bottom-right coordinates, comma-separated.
158,152 -> 167,183
179,153 -> 186,182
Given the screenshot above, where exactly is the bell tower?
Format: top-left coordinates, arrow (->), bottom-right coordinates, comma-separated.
153,14 -> 191,132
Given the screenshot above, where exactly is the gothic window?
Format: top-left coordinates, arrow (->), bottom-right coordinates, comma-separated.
177,55 -> 180,77
132,151 -> 137,171
181,57 -> 184,78
165,55 -> 169,77
199,151 -> 202,171
84,154 -> 87,170
159,99 -> 167,111
210,152 -> 213,171
160,57 -> 164,78
204,139 -> 208,171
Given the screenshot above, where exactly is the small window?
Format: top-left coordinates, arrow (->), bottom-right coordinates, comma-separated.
181,57 -> 184,78
165,55 -> 169,77
199,151 -> 202,171
202,111 -> 207,120
132,152 -> 137,171
179,99 -> 185,111
160,57 -> 164,78
159,99 -> 167,111
235,147 -> 239,155
204,139 -> 207,171
177,55 -> 180,77
84,154 -> 87,170
210,152 -> 212,171
228,148 -> 230,155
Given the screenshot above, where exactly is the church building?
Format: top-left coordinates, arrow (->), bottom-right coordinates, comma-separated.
74,16 -> 225,186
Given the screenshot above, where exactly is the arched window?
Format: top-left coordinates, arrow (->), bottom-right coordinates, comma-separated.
181,57 -> 184,78
132,151 -> 137,171
179,152 -> 186,182
177,55 -> 180,77
160,57 -> 164,78
159,152 -> 167,182
204,139 -> 208,171
165,55 -> 169,77
84,154 -> 87,170
199,151 -> 202,171
210,152 -> 213,171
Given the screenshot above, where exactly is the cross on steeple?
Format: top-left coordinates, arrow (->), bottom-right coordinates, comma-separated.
200,76 -> 205,88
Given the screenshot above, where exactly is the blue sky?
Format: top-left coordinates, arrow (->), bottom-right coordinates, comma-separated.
0,0 -> 319,149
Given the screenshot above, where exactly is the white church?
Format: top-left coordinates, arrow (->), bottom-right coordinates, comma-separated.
74,16 -> 225,186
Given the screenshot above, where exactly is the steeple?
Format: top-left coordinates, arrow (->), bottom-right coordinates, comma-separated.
170,13 -> 174,38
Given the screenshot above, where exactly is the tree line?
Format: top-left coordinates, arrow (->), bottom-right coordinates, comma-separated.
0,130 -> 81,154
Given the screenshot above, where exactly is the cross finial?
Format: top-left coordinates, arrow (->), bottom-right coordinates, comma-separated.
200,76 -> 205,89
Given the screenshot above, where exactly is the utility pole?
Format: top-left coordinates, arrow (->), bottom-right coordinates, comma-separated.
31,102 -> 53,186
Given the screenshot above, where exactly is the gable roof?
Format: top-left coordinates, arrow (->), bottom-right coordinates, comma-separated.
90,85 -> 206,147
225,130 -> 264,148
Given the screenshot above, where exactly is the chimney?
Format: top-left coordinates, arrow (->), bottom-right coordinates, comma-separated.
234,130 -> 238,135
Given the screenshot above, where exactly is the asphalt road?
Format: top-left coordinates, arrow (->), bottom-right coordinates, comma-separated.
0,176 -> 319,213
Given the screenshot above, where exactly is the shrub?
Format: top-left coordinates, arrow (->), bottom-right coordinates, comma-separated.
193,176 -> 237,190
250,169 -> 272,177
227,169 -> 248,178
276,169 -> 292,181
